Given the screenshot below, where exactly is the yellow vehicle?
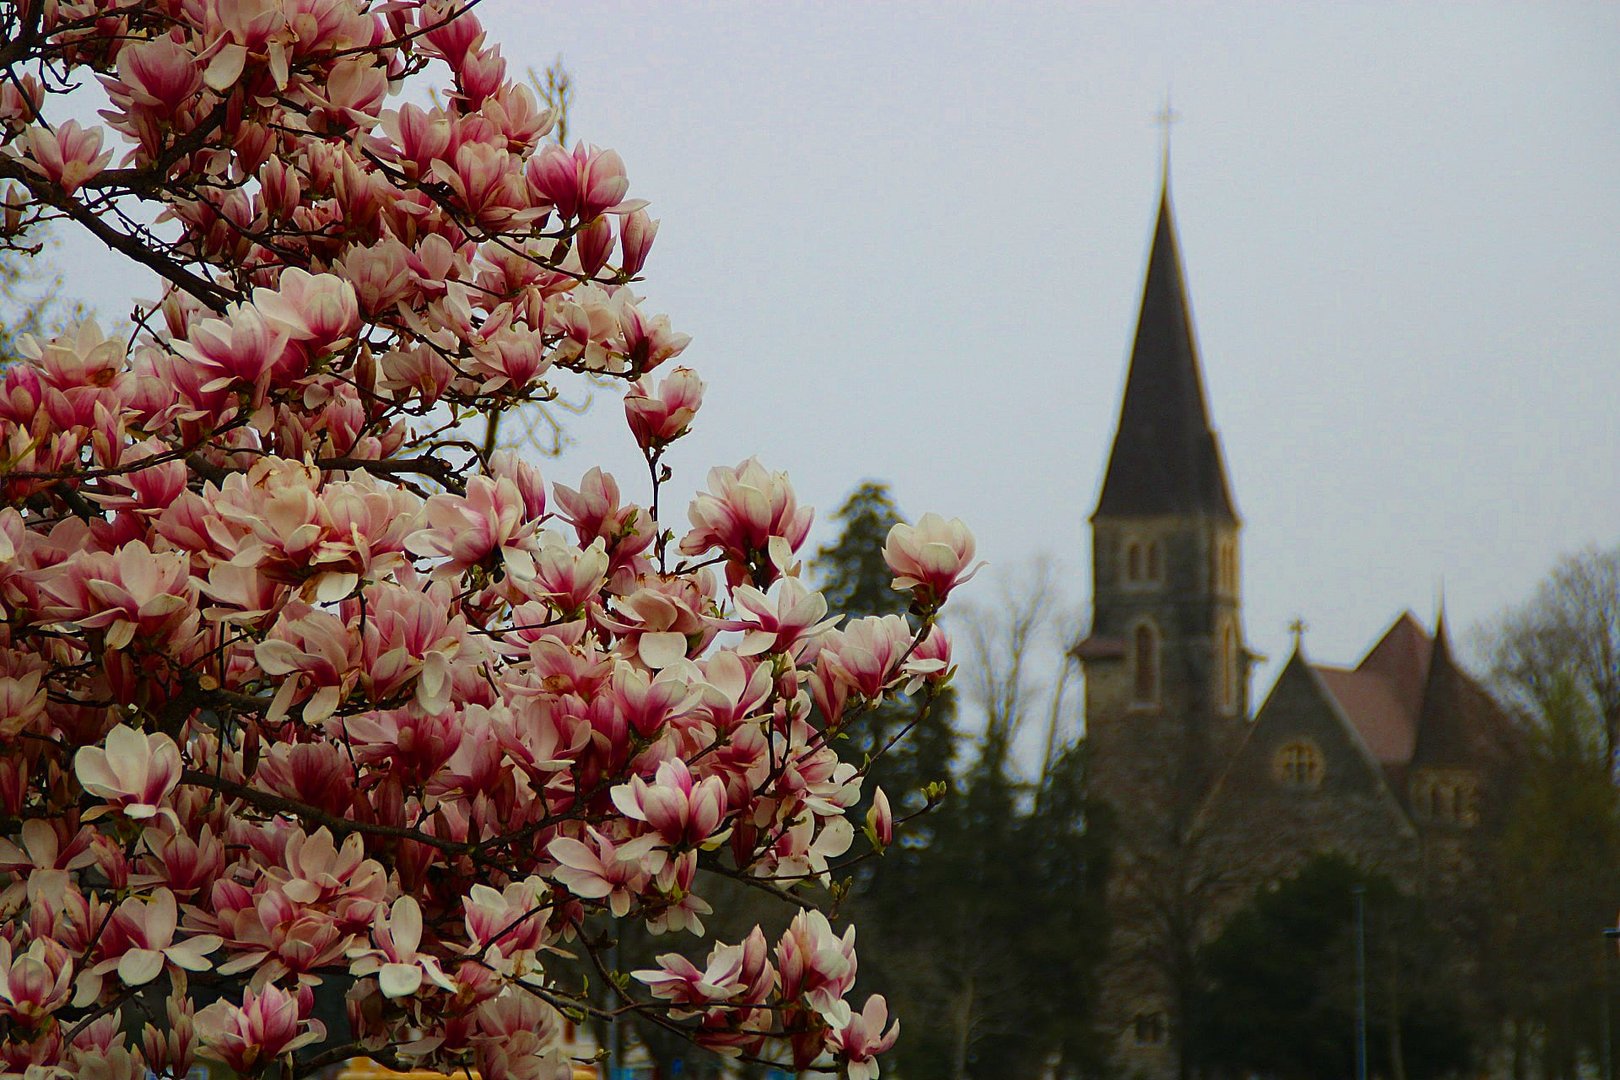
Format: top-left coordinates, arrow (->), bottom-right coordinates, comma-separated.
336,1058 -> 599,1079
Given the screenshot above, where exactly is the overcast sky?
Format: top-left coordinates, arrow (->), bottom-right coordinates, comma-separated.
53,2 -> 1620,715
506,2 -> 1620,690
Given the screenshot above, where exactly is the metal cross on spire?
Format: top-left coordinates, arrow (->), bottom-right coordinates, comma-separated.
1288,617 -> 1309,650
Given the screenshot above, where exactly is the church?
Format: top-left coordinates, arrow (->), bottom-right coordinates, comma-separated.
1075,177 -> 1522,1078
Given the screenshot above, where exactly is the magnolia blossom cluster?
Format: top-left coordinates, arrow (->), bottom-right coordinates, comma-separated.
0,1 -> 980,1077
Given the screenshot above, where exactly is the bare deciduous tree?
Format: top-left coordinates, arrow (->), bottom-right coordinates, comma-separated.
1482,545 -> 1620,775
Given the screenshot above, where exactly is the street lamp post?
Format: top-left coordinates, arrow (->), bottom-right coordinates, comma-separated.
1602,927 -> 1619,1080
1353,884 -> 1367,1080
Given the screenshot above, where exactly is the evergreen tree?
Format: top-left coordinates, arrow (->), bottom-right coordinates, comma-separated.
812,482 -> 957,828
817,493 -> 1111,1078
1190,854 -> 1473,1080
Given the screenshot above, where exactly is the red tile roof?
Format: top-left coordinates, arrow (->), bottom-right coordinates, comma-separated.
1309,611 -> 1516,775
1313,664 -> 1416,766
1309,612 -> 1433,767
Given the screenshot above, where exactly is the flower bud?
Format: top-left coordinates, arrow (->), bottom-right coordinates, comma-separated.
866,788 -> 893,852
620,209 -> 658,276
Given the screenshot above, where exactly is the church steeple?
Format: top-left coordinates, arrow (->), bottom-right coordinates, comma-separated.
1094,183 -> 1238,522
1082,175 -> 1251,788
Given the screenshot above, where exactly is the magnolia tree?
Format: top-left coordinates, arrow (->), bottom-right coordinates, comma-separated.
0,1 -> 981,1077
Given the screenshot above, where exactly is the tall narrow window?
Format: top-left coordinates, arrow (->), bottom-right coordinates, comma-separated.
1220,623 -> 1236,712
1146,541 -> 1163,581
1215,539 -> 1237,593
1126,543 -> 1143,583
1132,621 -> 1159,705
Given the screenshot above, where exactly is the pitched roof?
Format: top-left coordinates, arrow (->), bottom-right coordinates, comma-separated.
1309,611 -> 1515,774
1093,184 -> 1239,522
1311,612 -> 1432,767
1313,665 -> 1415,766
1197,649 -> 1417,841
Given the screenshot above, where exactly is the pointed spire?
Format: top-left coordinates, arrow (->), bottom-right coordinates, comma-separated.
1412,607 -> 1502,768
1093,180 -> 1239,521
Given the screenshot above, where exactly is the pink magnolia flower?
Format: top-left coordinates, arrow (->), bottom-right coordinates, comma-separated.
67,1009 -> 145,1080
22,121 -> 113,195
883,513 -> 983,608
611,759 -> 728,849
526,142 -> 633,222
74,727 -> 183,826
253,269 -> 360,350
761,805 -> 855,883
194,984 -> 325,1075
0,666 -> 47,739
139,821 -> 226,900
347,895 -> 454,999
111,35 -> 202,115
722,577 -> 840,660
342,705 -> 463,786
594,573 -> 716,670
141,978 -> 198,1078
79,888 -> 221,1001
817,614 -> 915,701
613,291 -> 691,374
0,937 -> 74,1025
777,909 -> 858,1026
624,366 -> 704,451
474,987 -> 565,1055
382,101 -> 457,178
470,324 -> 553,393
0,819 -> 97,884
828,994 -> 900,1080
489,450 -> 546,520
24,319 -> 125,393
42,540 -> 198,650
93,441 -> 188,517
906,622 -> 954,685
270,827 -> 387,908
461,877 -> 551,958
575,214 -> 616,277
355,580 -> 479,713
551,467 -> 655,583
680,459 -> 814,588
254,741 -> 358,818
633,939 -> 750,1012
547,826 -> 657,917
408,474 -> 540,581
171,303 -> 292,399
255,605 -> 362,724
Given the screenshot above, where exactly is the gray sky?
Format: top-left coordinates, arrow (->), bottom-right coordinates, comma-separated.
513,1 -> 1620,690
52,2 -> 1620,702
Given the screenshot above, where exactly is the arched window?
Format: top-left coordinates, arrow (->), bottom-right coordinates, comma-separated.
1126,543 -> 1143,583
1272,740 -> 1324,791
1214,539 -> 1237,594
1132,621 -> 1159,705
1220,623 -> 1236,712
1132,1012 -> 1167,1046
1146,541 -> 1163,581
1412,772 -> 1481,827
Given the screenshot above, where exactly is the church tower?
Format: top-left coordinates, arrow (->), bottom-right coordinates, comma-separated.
1080,180 -> 1249,826
1077,180 -> 1250,1076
